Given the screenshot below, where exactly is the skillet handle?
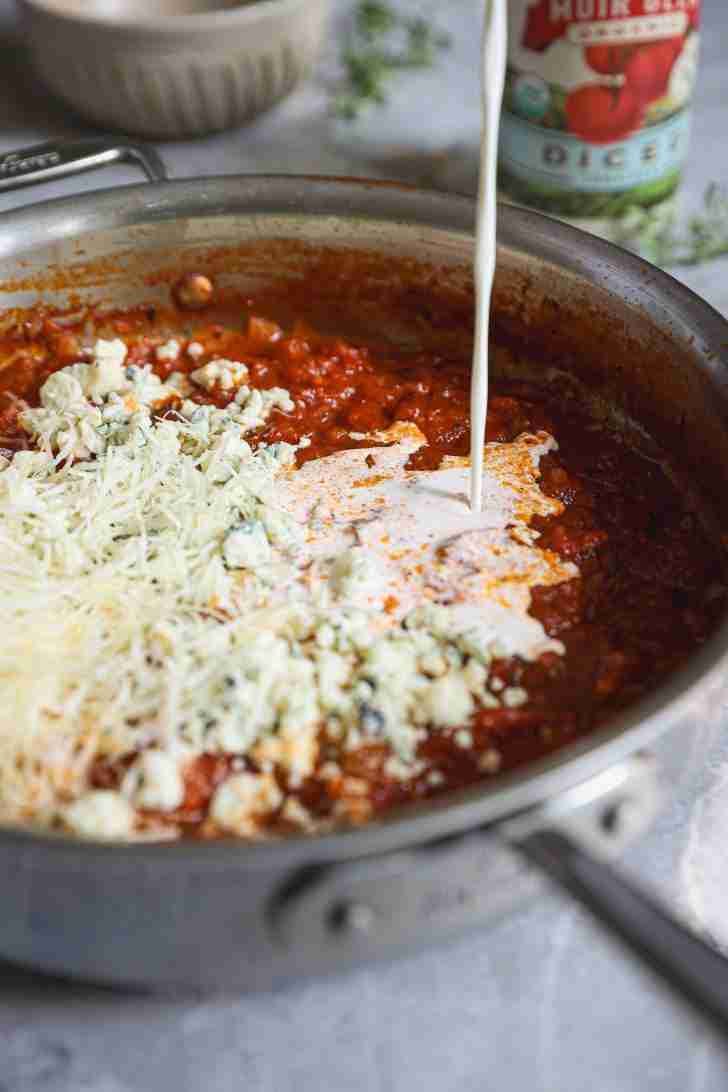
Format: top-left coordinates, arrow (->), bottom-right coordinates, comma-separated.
0,136 -> 168,193
514,825 -> 728,1040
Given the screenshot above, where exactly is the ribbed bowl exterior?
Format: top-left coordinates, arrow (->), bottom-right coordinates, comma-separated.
18,0 -> 329,138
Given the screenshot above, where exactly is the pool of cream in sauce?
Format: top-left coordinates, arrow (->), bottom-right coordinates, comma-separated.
275,424 -> 576,661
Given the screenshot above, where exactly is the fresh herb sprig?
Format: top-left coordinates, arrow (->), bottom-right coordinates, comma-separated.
660,184 -> 728,267
614,184 -> 728,269
333,1 -> 452,121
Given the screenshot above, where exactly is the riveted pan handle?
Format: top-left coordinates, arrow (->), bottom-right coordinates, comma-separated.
498,762 -> 728,1041
271,757 -> 658,971
0,136 -> 168,194
514,826 -> 728,1041
273,754 -> 728,1042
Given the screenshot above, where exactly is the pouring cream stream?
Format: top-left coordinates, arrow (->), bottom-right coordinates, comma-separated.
470,0 -> 507,513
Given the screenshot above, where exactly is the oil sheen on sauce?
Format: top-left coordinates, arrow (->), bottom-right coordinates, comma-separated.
470,0 -> 508,513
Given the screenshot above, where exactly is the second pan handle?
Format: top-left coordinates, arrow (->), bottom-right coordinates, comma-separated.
509,822 -> 728,1043
0,136 -> 168,194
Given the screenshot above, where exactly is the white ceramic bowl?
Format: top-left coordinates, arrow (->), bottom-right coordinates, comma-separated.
18,0 -> 330,139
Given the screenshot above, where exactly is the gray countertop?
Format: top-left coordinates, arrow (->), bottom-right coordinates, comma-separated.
3,2 -> 728,1090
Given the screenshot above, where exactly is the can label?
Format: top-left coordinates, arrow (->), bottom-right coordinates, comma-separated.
499,0 -> 701,220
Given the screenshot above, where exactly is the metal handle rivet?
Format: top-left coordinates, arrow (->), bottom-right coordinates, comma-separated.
328,901 -> 376,936
601,797 -> 637,836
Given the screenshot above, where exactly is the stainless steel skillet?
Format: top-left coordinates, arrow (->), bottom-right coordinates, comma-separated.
2,138 -> 728,1031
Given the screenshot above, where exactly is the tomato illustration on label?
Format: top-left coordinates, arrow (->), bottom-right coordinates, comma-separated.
565,84 -> 643,144
621,38 -> 684,105
584,44 -> 637,75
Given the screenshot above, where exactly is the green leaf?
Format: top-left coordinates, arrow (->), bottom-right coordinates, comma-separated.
333,1 -> 452,122
501,170 -> 728,271
356,1 -> 397,39
497,167 -> 682,219
614,183 -> 728,268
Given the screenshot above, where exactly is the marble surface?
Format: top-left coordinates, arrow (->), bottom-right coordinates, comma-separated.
3,1 -> 728,1089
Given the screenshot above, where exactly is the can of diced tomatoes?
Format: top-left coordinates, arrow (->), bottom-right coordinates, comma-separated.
498,1 -> 702,242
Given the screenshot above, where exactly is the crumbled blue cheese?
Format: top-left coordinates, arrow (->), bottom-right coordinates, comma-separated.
190,358 -> 249,392
421,676 -> 475,730
63,790 -> 135,840
223,520 -> 271,569
462,659 -> 488,693
352,636 -> 430,760
122,750 -> 184,812
232,386 -> 294,431
419,650 -> 448,677
174,388 -> 294,458
163,371 -> 192,398
385,754 -> 424,781
210,772 -> 282,835
19,347 -> 184,462
315,649 -> 354,712
187,341 -> 204,359
69,338 -> 128,402
94,337 -> 127,369
255,719 -> 319,789
455,626 -> 496,666
19,398 -> 106,462
124,364 -> 172,406
39,370 -> 85,412
502,686 -> 528,708
156,339 -> 181,363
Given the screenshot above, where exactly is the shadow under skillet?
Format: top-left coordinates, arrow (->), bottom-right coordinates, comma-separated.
0,957 -> 217,1092
0,956 -> 154,1001
0,954 -> 230,1002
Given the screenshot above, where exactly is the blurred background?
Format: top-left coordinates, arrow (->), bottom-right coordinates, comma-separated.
3,0 -> 726,305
